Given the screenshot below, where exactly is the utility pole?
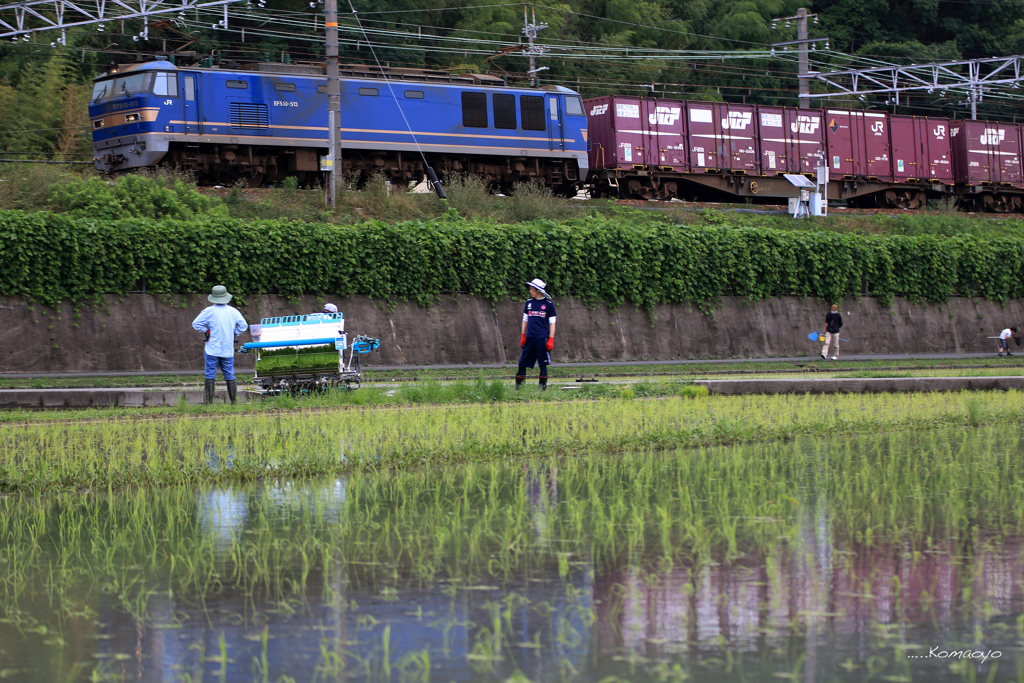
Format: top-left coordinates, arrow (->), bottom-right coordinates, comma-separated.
522,5 -> 547,87
770,8 -> 824,109
797,8 -> 809,109
325,0 -> 340,207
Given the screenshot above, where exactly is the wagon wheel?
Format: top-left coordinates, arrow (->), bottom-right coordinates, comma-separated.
245,172 -> 264,188
661,181 -> 679,200
624,178 -> 645,199
911,191 -> 927,209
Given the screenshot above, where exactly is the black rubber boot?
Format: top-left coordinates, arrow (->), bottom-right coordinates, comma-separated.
226,379 -> 238,405
539,376 -> 548,391
515,375 -> 525,390
204,379 -> 216,405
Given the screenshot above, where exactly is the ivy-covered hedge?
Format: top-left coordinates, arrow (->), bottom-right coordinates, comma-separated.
2,210 -> 1024,308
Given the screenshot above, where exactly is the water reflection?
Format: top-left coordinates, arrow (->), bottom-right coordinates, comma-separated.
1,427 -> 1023,682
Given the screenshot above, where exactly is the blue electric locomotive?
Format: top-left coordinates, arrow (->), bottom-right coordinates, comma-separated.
88,60 -> 589,193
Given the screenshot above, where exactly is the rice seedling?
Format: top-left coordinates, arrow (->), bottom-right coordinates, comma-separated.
1,389 -> 1023,495
1,424 -> 1022,682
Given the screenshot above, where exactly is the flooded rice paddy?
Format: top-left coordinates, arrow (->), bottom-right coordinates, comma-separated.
2,425 -> 1024,682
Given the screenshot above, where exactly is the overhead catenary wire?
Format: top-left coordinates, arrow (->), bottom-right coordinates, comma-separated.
9,6 -> 1024,123
340,0 -> 443,199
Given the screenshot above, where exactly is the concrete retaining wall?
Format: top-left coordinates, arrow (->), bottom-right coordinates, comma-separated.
1,293 -> 1022,373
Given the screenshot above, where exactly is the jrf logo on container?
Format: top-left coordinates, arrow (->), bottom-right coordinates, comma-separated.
721,112 -> 751,130
648,106 -> 680,126
790,116 -> 820,134
979,128 -> 1006,145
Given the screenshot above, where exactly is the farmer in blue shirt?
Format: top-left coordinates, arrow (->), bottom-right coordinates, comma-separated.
192,285 -> 248,404
516,278 -> 557,391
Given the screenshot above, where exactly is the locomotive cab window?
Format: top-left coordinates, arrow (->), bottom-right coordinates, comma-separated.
226,80 -> 248,89
358,87 -> 379,96
274,82 -> 297,92
493,93 -> 516,129
91,72 -> 153,101
462,92 -> 488,128
153,72 -> 178,97
565,96 -> 584,116
521,95 -> 545,131
405,90 -> 425,99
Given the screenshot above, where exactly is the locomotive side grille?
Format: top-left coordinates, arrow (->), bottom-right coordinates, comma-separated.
229,102 -> 269,129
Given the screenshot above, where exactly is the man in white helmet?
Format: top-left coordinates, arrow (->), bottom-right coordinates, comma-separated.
516,278 -> 556,391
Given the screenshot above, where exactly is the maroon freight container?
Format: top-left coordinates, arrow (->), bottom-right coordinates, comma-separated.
824,109 -> 893,180
584,96 -> 688,171
685,102 -> 759,174
889,116 -> 953,183
755,106 -> 825,176
643,99 -> 688,170
950,120 -> 1023,186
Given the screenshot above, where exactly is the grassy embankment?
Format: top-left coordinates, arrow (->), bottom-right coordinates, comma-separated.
1,389 -> 1021,494
4,162 -> 1024,237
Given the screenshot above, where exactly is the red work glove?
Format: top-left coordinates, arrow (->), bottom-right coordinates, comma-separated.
520,334 -> 526,348
546,337 -> 554,352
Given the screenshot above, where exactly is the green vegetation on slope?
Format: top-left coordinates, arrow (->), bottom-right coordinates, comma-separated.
5,203 -> 1024,308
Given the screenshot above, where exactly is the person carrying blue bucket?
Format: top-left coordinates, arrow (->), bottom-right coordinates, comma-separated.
820,303 -> 843,360
192,285 -> 248,404
516,278 -> 556,391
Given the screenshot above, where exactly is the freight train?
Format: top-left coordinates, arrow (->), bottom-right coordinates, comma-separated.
585,95 -> 1020,211
88,59 -> 1024,211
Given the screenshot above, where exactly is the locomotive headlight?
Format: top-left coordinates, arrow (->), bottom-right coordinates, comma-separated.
125,113 -> 140,123
93,119 -> 105,129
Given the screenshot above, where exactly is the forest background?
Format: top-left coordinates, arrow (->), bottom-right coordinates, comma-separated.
2,0 -> 1024,163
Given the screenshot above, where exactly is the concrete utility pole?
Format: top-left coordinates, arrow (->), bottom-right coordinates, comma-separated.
797,8 -> 809,109
770,8 -> 824,109
325,0 -> 340,207
522,5 -> 547,87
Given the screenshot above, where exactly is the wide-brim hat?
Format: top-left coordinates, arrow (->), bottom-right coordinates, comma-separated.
525,278 -> 551,300
208,285 -> 233,304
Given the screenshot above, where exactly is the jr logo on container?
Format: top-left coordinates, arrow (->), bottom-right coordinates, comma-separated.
590,104 -> 608,116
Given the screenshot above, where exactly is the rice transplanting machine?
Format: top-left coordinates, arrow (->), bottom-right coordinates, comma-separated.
241,312 -> 380,394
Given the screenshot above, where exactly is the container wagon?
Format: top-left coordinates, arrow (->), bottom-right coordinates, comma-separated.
585,95 -> 965,209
